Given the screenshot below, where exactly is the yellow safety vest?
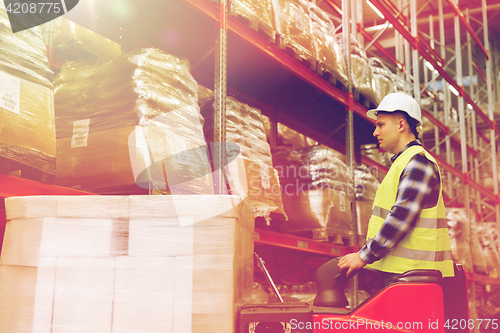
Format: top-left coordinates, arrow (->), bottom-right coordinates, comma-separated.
365,145 -> 455,277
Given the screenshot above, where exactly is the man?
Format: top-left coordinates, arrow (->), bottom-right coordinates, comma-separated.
338,92 -> 454,284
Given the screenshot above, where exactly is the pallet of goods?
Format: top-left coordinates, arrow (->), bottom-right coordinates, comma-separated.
0,195 -> 254,333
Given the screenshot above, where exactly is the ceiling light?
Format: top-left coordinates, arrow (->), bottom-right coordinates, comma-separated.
449,85 -> 459,96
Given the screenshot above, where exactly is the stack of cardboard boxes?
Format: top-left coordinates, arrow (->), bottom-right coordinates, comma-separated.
0,195 -> 254,332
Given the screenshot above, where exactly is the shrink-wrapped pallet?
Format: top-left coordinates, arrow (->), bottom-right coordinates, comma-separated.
360,143 -> 393,169
309,2 -> 347,83
337,37 -> 376,103
369,57 -> 395,104
261,115 -> 317,147
201,97 -> 286,221
273,145 -> 354,243
55,49 -> 213,194
477,222 -> 500,278
276,0 -> 316,66
0,3 -> 55,175
447,208 -> 488,274
0,195 -> 254,333
0,2 -> 53,89
355,167 -> 380,241
42,17 -> 121,60
230,0 -> 277,41
391,73 -> 406,92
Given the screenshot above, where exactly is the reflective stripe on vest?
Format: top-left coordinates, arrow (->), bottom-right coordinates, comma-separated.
365,145 -> 455,277
367,238 -> 452,261
372,206 -> 448,229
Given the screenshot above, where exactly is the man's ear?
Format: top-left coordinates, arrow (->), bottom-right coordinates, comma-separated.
399,119 -> 405,132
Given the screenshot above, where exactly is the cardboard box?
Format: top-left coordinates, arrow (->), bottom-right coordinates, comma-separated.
43,17 -> 121,60
1,195 -> 255,333
51,258 -> 115,333
113,257 -> 175,333
0,71 -> 55,173
57,125 -> 213,195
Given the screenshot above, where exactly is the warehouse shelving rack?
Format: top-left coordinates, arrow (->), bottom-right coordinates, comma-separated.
1,0 -> 500,317
180,0 -> 500,311
353,0 -> 500,322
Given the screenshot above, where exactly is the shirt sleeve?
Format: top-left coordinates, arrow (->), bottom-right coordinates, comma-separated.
358,154 -> 440,264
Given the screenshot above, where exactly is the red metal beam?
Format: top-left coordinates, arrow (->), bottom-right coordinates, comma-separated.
255,228 -> 357,257
360,155 -> 389,174
478,130 -> 491,144
374,0 -> 445,66
431,154 -> 495,201
183,0 -> 496,202
0,175 -> 94,198
472,61 -> 487,83
369,0 -> 496,134
444,0 -> 489,60
323,0 -> 342,16
421,109 -> 478,158
183,0 -> 373,123
421,109 -> 449,135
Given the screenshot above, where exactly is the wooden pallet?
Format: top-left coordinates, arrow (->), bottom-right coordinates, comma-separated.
276,35 -> 317,72
353,89 -> 377,109
229,8 -> 276,43
85,182 -> 171,196
316,62 -> 348,92
0,156 -> 56,184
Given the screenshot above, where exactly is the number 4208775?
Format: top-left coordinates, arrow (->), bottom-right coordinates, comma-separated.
444,319 -> 498,330
6,2 -> 62,14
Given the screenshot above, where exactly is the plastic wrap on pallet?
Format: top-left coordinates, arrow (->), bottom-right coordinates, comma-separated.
337,37 -> 376,103
55,48 -> 212,194
261,115 -> 318,147
0,195 -> 255,333
447,208 -> 474,272
57,121 -> 214,195
251,282 -> 269,304
55,48 -> 199,138
360,144 -> 393,169
201,97 -> 286,221
42,17 -> 121,60
276,0 -> 316,65
0,73 -> 56,174
391,73 -> 406,93
369,57 -> 395,104
355,167 -> 380,239
477,222 -> 500,278
354,167 -> 379,202
230,0 -> 276,41
447,208 -> 488,274
309,2 -> 347,83
0,2 -> 53,89
272,282 -> 316,303
273,145 -> 354,241
0,3 -> 56,175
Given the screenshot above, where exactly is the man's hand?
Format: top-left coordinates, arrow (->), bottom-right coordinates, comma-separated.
338,253 -> 367,277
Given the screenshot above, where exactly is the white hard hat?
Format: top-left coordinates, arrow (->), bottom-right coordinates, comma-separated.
366,92 -> 422,126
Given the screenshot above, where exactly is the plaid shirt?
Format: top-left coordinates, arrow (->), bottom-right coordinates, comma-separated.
359,140 -> 441,264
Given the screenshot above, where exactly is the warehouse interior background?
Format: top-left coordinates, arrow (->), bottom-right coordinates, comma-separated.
1,0 -> 500,332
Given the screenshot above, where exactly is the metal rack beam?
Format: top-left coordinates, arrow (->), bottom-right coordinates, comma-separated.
444,0 -> 489,60
369,0 -> 498,134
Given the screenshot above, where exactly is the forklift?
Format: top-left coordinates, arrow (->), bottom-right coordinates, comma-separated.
239,253 -> 470,333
